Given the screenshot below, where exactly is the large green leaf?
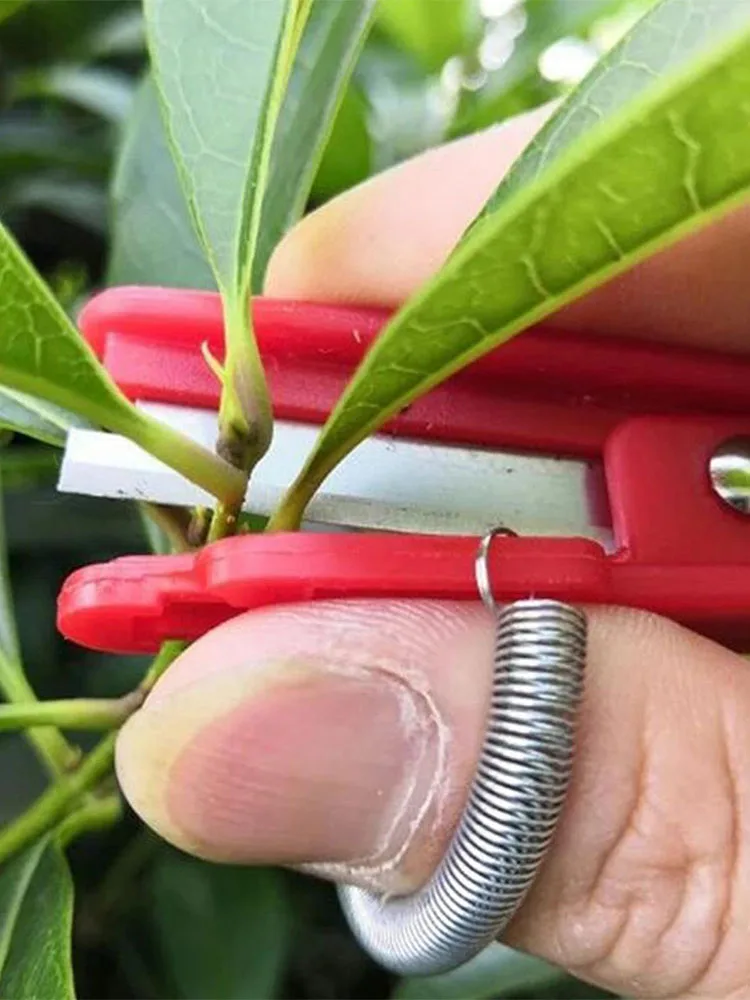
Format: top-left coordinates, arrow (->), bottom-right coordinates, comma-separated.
111,1 -> 375,291
394,944 -> 563,999
152,852 -> 290,1000
271,0 -> 750,526
0,838 -> 75,1000
0,386 -> 85,447
0,219 -> 139,429
145,0 -> 321,459
108,78 -> 216,289
0,219 -> 244,505
144,0 -> 297,294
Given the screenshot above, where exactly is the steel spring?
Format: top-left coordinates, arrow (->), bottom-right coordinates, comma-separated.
338,599 -> 587,977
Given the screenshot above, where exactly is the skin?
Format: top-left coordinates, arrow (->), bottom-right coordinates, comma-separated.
116,107 -> 750,999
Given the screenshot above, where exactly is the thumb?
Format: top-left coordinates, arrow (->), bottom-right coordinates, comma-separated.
115,600 -> 750,999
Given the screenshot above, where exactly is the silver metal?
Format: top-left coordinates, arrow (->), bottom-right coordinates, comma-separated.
475,527 -> 517,614
338,597 -> 587,976
709,437 -> 750,515
58,402 -> 613,544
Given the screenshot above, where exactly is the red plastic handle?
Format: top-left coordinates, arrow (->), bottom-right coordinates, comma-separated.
79,286 -> 750,458
57,415 -> 750,654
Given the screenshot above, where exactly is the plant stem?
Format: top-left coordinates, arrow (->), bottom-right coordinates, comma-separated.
206,501 -> 239,543
127,409 -> 247,509
0,695 -> 141,733
265,479 -> 308,532
56,792 -> 122,848
139,640 -> 185,695
0,661 -> 80,776
0,732 -> 116,864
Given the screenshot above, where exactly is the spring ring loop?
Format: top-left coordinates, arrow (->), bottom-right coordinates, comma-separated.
338,530 -> 588,977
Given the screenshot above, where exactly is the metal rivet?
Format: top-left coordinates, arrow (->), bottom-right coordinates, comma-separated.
710,437 -> 750,515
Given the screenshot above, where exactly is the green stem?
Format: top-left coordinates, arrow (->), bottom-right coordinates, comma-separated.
206,501 -> 239,543
127,409 -> 247,509
0,732 -> 116,864
0,661 -> 80,776
0,696 -> 140,733
216,297 -> 273,473
139,640 -> 185,695
56,793 -> 122,848
266,478 -> 308,532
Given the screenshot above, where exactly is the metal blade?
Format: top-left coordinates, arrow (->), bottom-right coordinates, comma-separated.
58,401 -> 611,543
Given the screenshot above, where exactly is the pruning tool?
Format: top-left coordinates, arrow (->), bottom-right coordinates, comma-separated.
54,285 -> 750,975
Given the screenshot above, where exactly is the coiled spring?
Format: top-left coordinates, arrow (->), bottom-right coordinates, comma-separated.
339,598 -> 587,977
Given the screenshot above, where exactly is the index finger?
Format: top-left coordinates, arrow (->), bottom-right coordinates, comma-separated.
266,106 -> 750,355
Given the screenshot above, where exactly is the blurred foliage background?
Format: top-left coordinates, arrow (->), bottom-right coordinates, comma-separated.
0,0 -> 650,996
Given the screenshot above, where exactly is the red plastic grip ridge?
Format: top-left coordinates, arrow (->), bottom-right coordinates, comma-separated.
78,286 -> 750,458
56,415 -> 750,654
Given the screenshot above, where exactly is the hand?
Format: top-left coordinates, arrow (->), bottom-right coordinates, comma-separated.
116,107 -> 750,1000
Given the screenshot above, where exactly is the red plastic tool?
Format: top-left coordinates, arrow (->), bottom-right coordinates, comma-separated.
57,287 -> 750,655
80,286 -> 750,457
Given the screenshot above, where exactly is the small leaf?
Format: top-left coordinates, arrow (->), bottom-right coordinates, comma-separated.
0,838 -> 75,1000
152,852 -> 290,1000
272,0 -> 750,526
0,386 -> 86,447
376,0 -> 473,73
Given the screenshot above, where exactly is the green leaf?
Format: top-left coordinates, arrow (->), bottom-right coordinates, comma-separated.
144,0 -> 297,297
152,852 -> 290,1000
84,6 -> 145,59
0,386 -> 87,447
144,0 -> 308,461
112,1 -> 375,291
0,838 -> 75,1000
252,0 -> 377,288
271,0 -> 750,526
311,84 -> 371,205
0,220 -> 138,429
376,0 -> 473,73
4,177 -> 108,235
108,77 -> 216,289
0,467 -> 21,667
0,218 -> 245,506
15,65 -> 136,123
394,943 -> 563,999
